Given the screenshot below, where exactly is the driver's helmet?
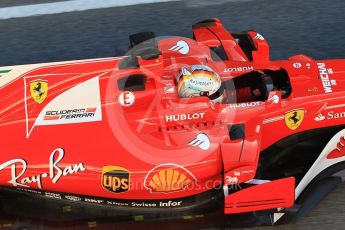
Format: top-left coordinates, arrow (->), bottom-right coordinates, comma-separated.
176,65 -> 223,103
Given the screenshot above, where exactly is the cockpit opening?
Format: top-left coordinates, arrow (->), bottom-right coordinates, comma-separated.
222,68 -> 292,104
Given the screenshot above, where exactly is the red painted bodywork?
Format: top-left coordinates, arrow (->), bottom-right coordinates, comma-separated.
224,177 -> 295,214
0,18 -> 344,214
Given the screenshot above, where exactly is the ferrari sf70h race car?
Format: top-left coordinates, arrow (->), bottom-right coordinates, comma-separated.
0,18 -> 345,226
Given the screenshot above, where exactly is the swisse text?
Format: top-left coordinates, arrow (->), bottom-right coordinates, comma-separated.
0,148 -> 86,189
165,112 -> 206,122
106,200 -> 183,208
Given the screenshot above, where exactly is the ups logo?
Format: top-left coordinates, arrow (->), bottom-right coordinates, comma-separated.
102,166 -> 130,193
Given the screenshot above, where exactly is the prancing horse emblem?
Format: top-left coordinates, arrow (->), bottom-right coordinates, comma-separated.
30,80 -> 48,104
285,109 -> 305,130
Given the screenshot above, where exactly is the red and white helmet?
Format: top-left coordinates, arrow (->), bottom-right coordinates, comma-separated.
177,65 -> 223,102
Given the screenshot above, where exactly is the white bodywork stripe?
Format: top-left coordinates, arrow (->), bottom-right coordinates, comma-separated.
0,0 -> 179,20
25,73 -> 106,137
263,115 -> 284,124
245,179 -> 270,185
295,128 -> 345,199
0,57 -> 118,89
274,129 -> 345,223
273,212 -> 284,223
0,64 -> 44,88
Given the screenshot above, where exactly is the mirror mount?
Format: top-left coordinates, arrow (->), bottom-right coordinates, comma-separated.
266,90 -> 282,107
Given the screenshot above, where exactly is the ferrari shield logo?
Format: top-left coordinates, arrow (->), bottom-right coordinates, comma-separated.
30,80 -> 48,104
285,109 -> 305,130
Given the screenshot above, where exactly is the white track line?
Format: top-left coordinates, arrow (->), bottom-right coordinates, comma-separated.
0,0 -> 179,20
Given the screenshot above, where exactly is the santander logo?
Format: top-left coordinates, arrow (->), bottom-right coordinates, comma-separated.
314,113 -> 326,121
188,133 -> 210,150
168,40 -> 190,54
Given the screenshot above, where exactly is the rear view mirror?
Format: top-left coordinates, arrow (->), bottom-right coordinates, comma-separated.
266,91 -> 282,106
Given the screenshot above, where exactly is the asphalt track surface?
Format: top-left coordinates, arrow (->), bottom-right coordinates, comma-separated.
0,0 -> 345,229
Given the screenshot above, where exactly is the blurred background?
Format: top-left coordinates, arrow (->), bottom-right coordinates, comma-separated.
0,0 -> 345,229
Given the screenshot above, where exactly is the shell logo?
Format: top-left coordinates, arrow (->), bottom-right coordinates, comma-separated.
144,164 -> 197,193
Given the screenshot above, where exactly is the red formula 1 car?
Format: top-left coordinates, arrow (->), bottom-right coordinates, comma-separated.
0,18 -> 345,225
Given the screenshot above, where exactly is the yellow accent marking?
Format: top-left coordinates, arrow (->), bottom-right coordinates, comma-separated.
171,170 -> 179,188
62,206 -> 72,213
87,221 -> 97,228
182,215 -> 193,220
152,174 -> 162,191
159,170 -> 167,191
176,173 -> 187,189
149,180 -> 157,190
166,169 -> 174,191
134,215 -> 145,221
